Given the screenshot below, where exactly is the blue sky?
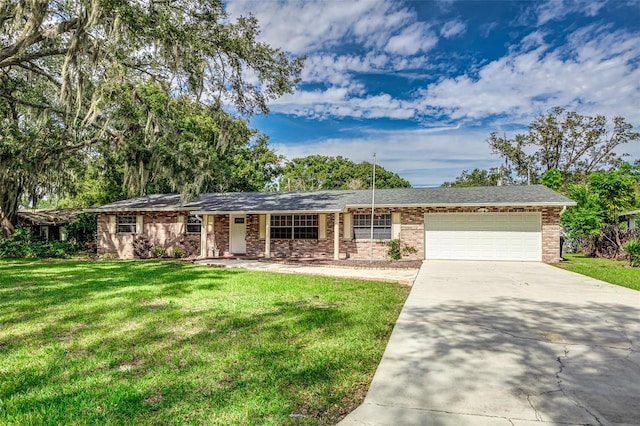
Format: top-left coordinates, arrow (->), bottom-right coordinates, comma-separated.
227,0 -> 640,187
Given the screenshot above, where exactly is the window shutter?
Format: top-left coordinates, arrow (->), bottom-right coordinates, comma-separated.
108,215 -> 116,234
343,213 -> 352,241
259,214 -> 266,240
60,226 -> 68,241
318,214 -> 327,239
177,215 -> 185,234
136,215 -> 144,234
207,215 -> 215,233
392,212 -> 401,239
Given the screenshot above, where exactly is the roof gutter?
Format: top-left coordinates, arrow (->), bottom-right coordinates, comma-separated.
345,201 -> 577,208
83,207 -> 197,213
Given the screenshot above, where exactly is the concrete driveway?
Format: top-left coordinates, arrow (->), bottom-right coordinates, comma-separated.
340,261 -> 640,425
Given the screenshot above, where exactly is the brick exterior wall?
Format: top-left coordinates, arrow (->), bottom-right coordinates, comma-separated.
343,206 -> 561,262
98,206 -> 563,263
97,212 -> 200,259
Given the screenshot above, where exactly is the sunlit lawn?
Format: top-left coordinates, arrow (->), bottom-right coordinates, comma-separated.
555,253 -> 640,291
0,259 -> 409,425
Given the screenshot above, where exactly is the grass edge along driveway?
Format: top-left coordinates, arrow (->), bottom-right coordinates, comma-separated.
0,259 -> 410,425
554,253 -> 640,291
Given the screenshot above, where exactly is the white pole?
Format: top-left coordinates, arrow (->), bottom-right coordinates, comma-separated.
370,153 -> 376,263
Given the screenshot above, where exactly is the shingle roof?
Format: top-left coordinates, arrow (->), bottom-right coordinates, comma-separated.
349,185 -> 576,206
18,209 -> 82,225
87,185 -> 575,213
620,209 -> 640,217
87,194 -> 184,212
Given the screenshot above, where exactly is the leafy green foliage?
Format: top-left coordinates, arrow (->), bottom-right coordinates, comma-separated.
172,247 -> 187,258
441,167 -> 504,187
488,107 -> 639,185
152,246 -> 167,258
65,213 -> 98,246
561,164 -> 640,258
561,185 -> 604,238
561,165 -> 639,238
540,168 -> 563,191
0,260 -> 409,424
625,240 -> 640,267
0,226 -> 81,258
278,155 -> 411,191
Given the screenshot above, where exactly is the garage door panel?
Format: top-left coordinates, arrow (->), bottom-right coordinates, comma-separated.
425,213 -> 541,261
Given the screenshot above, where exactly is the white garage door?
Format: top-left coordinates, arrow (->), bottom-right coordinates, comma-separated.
424,212 -> 542,261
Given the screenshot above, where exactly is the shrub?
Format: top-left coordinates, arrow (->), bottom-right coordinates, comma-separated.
153,245 -> 167,258
173,247 -> 187,259
132,235 -> 153,258
65,213 -> 97,247
0,226 -> 79,258
387,239 -> 417,260
625,239 -> 640,267
0,226 -> 32,257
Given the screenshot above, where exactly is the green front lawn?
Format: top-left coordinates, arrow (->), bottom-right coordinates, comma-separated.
0,260 -> 409,425
556,253 -> 640,291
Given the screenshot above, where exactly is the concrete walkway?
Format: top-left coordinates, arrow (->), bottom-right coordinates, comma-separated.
340,261 -> 640,426
194,259 -> 419,284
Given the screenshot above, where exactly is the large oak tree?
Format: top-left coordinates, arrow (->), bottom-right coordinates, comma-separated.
0,0 -> 304,236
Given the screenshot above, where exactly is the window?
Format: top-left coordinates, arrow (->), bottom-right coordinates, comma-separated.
352,213 -> 392,240
270,214 -> 318,240
117,215 -> 137,233
186,215 -> 201,233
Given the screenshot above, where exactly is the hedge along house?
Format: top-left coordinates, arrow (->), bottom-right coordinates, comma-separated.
88,185 -> 575,262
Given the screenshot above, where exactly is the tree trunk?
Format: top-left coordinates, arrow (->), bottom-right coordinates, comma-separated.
0,185 -> 22,238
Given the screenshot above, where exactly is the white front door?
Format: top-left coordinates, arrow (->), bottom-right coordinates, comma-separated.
229,214 -> 247,254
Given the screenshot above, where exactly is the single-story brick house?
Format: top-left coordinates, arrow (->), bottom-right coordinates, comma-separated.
87,185 -> 575,262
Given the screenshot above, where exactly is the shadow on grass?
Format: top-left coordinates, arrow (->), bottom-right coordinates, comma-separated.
0,259 -> 403,425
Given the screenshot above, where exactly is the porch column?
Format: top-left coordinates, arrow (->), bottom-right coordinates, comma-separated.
200,215 -> 208,258
210,214 -> 216,257
265,213 -> 271,258
333,212 -> 340,260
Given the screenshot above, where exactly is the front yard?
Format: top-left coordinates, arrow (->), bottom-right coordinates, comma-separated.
0,260 -> 409,425
556,253 -> 640,291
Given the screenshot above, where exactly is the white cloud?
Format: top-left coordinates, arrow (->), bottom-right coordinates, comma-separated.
270,85 -> 418,120
534,0 -> 607,26
226,0 -> 420,54
385,22 -> 438,55
421,26 -> 640,125
440,19 -> 466,38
